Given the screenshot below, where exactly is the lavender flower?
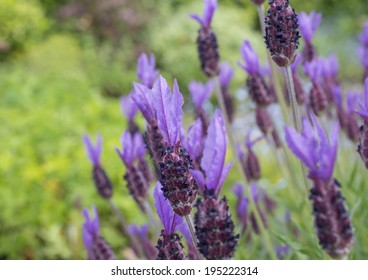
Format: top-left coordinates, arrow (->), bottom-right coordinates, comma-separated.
183,118 -> 205,169
128,224 -> 157,260
190,0 -> 219,77
355,79 -> 368,168
285,114 -> 354,259
219,62 -> 235,122
233,183 -> 249,234
137,53 -> 159,88
299,11 -> 321,62
189,80 -> 213,131
116,131 -> 150,211
191,110 -> 238,260
241,130 -> 263,181
178,223 -> 199,260
154,182 -> 186,260
82,206 -> 115,260
83,134 -> 113,199
239,40 -> 273,106
265,0 -> 300,67
120,93 -> 139,134
304,58 -> 328,115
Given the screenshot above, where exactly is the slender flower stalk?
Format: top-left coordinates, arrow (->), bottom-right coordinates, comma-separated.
154,182 -> 186,260
285,114 -> 354,259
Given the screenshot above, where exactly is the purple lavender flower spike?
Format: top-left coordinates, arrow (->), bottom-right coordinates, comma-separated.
82,206 -> 115,260
83,134 -> 102,166
83,134 -> 113,199
233,183 -> 249,234
152,76 -> 184,145
120,93 -> 138,121
298,12 -> 321,43
189,80 -> 213,109
154,182 -> 186,260
133,132 -> 146,161
191,0 -> 219,77
238,40 -> 261,75
190,0 -> 217,28
304,58 -> 323,83
219,62 -> 234,89
137,53 -> 159,88
355,79 -> 368,120
177,223 -> 199,260
275,245 -> 289,259
193,110 -> 238,260
290,54 -> 302,73
355,79 -> 368,168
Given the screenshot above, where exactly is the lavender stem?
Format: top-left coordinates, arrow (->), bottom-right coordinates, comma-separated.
108,199 -> 145,259
142,199 -> 161,237
213,76 -> 277,260
184,215 -> 204,260
285,65 -> 302,131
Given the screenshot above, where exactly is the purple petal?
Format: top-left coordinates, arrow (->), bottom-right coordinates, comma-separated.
346,91 -> 360,113
285,126 -> 315,170
290,54 -> 302,73
216,162 -> 232,196
298,11 -> 321,42
358,47 -> 368,69
358,22 -> 368,46
189,80 -> 213,109
83,134 -> 102,166
190,169 -> 206,192
152,76 -> 183,145
332,85 -> 343,108
116,131 -> 134,166
137,53 -> 159,88
120,93 -> 138,121
233,182 -> 244,199
82,206 -> 100,250
128,223 -> 150,240
132,82 -> 155,123
133,132 -> 146,160
219,62 -> 234,88
238,40 -> 260,75
189,14 -> 204,26
201,109 -> 228,191
202,0 -> 217,28
173,79 -> 184,142
154,182 -> 183,234
178,222 -> 192,243
365,78 -> 368,109
186,118 -> 204,160
303,58 -> 323,83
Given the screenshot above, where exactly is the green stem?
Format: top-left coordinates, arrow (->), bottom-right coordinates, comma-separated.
284,65 -> 302,132
185,215 -> 204,260
213,76 -> 277,260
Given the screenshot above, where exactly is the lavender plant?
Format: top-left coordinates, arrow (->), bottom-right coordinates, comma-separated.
299,11 -> 322,62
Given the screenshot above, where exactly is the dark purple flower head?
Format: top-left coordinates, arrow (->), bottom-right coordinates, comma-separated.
116,131 -> 146,166
154,182 -> 183,234
189,80 -> 213,109
238,40 -> 261,75
82,206 -> 100,253
137,53 -> 159,88
304,58 -> 323,83
321,55 -> 339,80
190,110 -> 232,197
185,118 -> 204,161
83,134 -> 102,166
219,62 -> 234,89
132,82 -> 156,123
152,76 -> 184,145
285,113 -> 339,182
355,78 -> 368,120
358,22 -> 368,47
190,0 -> 217,28
120,93 -> 138,121
298,11 -> 321,43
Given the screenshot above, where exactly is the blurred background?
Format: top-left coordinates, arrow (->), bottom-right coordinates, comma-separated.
0,0 -> 367,259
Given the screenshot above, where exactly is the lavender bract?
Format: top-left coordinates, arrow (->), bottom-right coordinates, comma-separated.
299,11 -> 321,62
83,134 -> 113,199
137,53 -> 159,88
355,79 -> 368,169
128,224 -> 157,260
189,80 -> 213,131
219,62 -> 235,122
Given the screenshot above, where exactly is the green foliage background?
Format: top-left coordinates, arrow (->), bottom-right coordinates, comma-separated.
0,0 -> 367,259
